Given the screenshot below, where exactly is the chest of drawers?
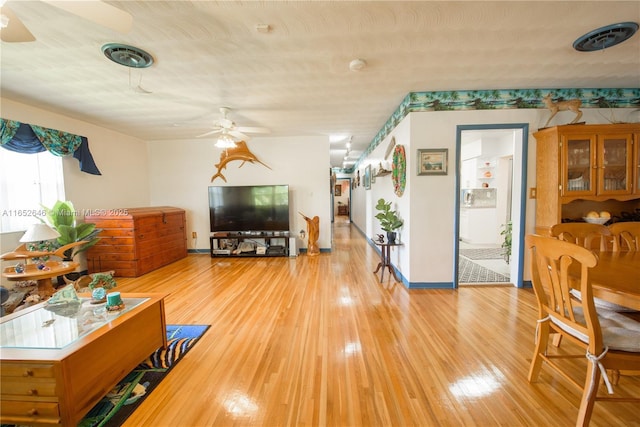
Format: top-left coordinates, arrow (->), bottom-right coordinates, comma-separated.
85,207 -> 187,277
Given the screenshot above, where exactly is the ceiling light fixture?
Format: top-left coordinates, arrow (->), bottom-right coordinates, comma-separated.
330,134 -> 349,143
573,22 -> 638,52
349,58 -> 367,72
256,24 -> 271,33
215,132 -> 237,149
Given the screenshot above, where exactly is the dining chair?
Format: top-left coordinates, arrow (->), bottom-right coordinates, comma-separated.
526,234 -> 640,427
550,222 -> 631,314
608,222 -> 640,252
549,223 -> 613,251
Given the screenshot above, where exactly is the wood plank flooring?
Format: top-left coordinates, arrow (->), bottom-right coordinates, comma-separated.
113,219 -> 639,426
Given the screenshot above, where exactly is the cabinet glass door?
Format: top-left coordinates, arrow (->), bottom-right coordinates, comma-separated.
562,135 -> 595,196
598,134 -> 632,195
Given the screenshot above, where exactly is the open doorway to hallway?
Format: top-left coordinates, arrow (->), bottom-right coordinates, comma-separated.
455,125 -> 528,287
334,178 -> 351,222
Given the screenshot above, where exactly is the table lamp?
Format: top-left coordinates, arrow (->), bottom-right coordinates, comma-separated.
20,223 -> 61,243
20,224 -> 61,260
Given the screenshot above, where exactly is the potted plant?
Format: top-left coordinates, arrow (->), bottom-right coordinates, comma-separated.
39,200 -> 101,278
501,221 -> 512,264
374,198 -> 403,244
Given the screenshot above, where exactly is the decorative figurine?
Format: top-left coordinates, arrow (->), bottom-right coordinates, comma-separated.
376,234 -> 385,243
14,263 -> 25,273
211,141 -> 271,182
542,94 -> 583,128
299,212 -> 320,256
106,291 -> 125,311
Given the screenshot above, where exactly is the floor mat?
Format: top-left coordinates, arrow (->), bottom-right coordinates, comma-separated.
459,247 -> 506,260
458,256 -> 509,283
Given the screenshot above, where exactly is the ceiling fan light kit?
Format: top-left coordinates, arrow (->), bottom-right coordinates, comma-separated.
214,133 -> 237,149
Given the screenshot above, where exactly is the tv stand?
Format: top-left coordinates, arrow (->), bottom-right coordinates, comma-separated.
210,231 -> 291,257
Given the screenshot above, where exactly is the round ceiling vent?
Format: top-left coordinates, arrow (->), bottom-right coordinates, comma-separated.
573,22 -> 638,52
101,43 -> 154,68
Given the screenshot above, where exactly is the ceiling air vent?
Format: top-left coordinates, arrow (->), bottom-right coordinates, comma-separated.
573,22 -> 638,52
101,43 -> 154,68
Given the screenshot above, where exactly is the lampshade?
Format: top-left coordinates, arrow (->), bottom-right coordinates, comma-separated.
19,223 -> 61,243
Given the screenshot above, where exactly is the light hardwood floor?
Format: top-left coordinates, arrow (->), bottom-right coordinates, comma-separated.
113,219 -> 639,426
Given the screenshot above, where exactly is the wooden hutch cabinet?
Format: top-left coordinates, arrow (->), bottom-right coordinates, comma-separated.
534,124 -> 640,235
85,207 -> 187,277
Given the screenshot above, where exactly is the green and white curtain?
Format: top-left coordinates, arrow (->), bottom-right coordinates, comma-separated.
0,118 -> 101,175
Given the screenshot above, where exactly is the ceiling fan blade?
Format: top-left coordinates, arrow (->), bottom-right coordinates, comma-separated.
196,129 -> 223,138
237,126 -> 271,134
229,130 -> 249,141
44,0 -> 133,34
0,6 -> 36,42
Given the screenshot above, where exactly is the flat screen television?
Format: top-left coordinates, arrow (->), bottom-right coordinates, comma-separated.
208,185 -> 290,233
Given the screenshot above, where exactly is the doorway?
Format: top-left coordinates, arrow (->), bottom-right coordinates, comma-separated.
334,178 -> 351,222
454,124 -> 528,288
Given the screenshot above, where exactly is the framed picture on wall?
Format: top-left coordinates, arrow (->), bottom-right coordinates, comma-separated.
364,164 -> 372,190
334,185 -> 341,196
417,148 -> 448,175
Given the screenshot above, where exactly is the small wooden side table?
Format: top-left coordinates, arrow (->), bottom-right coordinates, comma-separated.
2,261 -> 78,298
373,241 -> 402,282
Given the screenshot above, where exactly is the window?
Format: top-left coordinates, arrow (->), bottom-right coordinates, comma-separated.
0,149 -> 65,233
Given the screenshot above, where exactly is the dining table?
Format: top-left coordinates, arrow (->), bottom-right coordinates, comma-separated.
583,250 -> 640,311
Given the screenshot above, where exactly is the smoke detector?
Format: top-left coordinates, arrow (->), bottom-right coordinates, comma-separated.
349,58 -> 367,72
101,43 -> 154,68
573,22 -> 638,52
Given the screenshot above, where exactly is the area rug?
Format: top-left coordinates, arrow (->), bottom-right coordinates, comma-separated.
459,247 -> 506,260
458,257 -> 509,283
78,324 -> 210,427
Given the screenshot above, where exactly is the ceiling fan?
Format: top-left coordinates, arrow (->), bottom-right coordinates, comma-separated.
0,0 -> 133,43
197,107 -> 271,142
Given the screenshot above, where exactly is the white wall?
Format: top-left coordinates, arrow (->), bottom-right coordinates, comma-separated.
1,99 -> 332,254
148,136 -> 332,251
350,107 -> 639,287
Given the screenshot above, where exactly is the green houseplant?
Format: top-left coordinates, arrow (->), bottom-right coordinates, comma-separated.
374,198 -> 403,244
39,200 -> 101,277
501,221 -> 512,264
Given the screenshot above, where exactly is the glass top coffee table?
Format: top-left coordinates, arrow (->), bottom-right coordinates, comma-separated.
0,293 -> 167,426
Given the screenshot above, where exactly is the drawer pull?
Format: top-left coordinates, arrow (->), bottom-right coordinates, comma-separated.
28,408 -> 39,416
27,388 -> 39,396
23,369 -> 34,377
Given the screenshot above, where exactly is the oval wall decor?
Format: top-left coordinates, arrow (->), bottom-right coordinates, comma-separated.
392,144 -> 406,197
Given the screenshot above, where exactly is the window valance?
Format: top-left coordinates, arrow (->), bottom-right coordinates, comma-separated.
0,118 -> 101,175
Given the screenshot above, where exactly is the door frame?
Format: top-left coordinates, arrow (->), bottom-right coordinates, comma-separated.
453,123 -> 529,288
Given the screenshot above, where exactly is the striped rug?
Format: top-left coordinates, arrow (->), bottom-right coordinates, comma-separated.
79,324 -> 210,427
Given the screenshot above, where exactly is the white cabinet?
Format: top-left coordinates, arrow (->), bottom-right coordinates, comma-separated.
460,207 -> 499,244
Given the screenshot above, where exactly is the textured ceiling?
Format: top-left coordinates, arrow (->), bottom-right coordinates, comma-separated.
1,1 -> 639,169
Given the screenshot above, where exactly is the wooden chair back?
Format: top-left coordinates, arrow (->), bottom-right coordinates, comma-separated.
608,222 -> 640,252
526,234 -> 640,426
549,223 -> 612,251
527,234 -> 600,350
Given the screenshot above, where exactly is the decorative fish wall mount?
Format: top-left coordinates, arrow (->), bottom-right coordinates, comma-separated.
211,141 -> 271,182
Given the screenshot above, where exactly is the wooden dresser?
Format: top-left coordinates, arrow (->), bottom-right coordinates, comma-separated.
85,207 -> 187,277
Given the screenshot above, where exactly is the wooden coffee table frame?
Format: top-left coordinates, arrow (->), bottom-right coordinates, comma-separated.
0,293 -> 167,426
